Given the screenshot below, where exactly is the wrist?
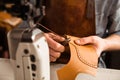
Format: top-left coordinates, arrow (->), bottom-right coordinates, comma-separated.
102,35 -> 120,51
102,38 -> 113,52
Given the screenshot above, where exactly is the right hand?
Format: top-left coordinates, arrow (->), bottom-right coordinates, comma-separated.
44,33 -> 65,62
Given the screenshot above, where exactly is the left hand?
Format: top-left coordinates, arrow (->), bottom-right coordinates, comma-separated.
74,36 -> 106,57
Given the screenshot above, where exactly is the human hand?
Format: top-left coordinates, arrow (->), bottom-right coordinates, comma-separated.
74,36 -> 106,57
44,33 -> 65,62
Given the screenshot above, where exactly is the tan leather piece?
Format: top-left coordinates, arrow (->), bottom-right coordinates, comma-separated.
57,35 -> 98,80
0,12 -> 22,32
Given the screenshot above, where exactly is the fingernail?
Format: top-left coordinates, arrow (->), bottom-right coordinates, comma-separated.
75,40 -> 81,44
62,37 -> 65,40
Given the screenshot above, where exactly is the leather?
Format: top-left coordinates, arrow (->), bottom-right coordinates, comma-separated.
57,35 -> 98,80
0,11 -> 22,32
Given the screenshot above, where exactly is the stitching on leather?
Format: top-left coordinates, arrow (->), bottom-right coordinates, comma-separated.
70,42 -> 97,68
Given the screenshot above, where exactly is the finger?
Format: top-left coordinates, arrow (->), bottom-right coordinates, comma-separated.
49,48 -> 61,58
74,36 -> 97,45
44,33 -> 65,52
50,56 -> 57,62
47,33 -> 65,42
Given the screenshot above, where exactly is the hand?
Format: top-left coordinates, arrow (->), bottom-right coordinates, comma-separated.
74,36 -> 106,57
44,33 -> 65,62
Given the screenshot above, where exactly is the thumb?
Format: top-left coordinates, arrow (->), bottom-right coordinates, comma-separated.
74,36 -> 95,45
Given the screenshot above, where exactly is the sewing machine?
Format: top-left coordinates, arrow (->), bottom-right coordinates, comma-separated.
1,0 -> 50,80
1,0 -> 120,80
7,26 -> 50,80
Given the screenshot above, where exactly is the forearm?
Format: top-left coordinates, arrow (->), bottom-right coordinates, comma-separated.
103,34 -> 120,51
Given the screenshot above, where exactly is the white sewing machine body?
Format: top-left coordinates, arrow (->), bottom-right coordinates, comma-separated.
7,27 -> 50,80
